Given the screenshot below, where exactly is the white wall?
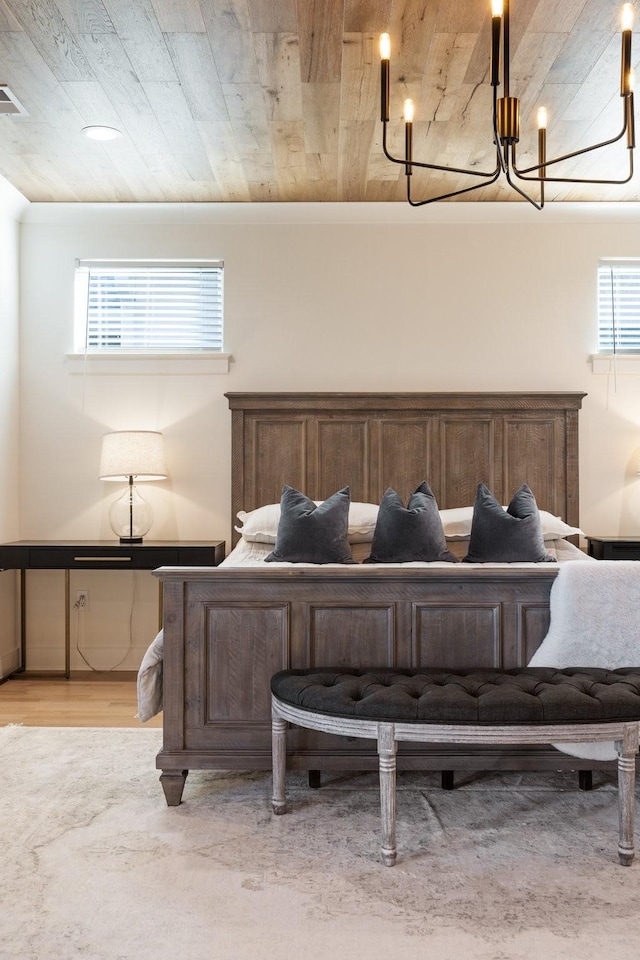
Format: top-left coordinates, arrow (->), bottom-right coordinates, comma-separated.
17,201 -> 640,671
0,177 -> 29,677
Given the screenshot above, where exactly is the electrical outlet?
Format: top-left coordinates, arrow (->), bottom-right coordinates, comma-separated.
75,590 -> 89,611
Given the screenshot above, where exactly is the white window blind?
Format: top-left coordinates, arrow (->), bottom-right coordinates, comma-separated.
75,260 -> 223,353
598,262 -> 640,353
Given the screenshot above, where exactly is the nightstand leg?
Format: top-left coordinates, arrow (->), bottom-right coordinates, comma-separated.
19,569 -> 26,673
64,569 -> 70,679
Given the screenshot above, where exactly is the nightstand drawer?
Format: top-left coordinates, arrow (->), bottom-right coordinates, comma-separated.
29,547 -> 178,569
174,544 -> 226,565
0,540 -> 225,570
586,538 -> 640,561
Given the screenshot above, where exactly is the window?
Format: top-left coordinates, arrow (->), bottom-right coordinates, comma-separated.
74,260 -> 223,354
597,261 -> 640,353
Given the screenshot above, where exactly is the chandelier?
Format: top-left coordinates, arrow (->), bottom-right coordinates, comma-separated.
379,1 -> 635,209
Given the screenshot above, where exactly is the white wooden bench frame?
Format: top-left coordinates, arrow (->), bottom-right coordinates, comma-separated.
271,694 -> 640,867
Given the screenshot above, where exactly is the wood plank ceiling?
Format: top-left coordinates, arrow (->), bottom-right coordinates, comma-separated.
0,0 -> 636,203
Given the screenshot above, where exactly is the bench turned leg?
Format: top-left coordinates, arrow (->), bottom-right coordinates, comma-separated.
616,725 -> 637,866
441,770 -> 455,790
272,714 -> 288,815
378,723 -> 398,866
308,770 -> 321,789
578,770 -> 593,791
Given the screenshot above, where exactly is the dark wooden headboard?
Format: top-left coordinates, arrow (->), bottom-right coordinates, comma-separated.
226,392 -> 586,545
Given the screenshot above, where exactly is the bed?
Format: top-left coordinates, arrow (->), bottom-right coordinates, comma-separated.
150,391 -> 595,805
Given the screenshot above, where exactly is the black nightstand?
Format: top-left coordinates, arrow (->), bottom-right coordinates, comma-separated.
0,539 -> 225,678
586,537 -> 640,561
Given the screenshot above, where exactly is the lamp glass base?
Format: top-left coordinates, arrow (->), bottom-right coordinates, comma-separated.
109,483 -> 153,542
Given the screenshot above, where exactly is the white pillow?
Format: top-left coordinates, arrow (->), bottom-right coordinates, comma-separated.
346,501 -> 380,541
438,507 -> 476,540
235,502 -> 281,543
236,500 -> 379,544
237,500 -> 582,544
439,505 -> 583,542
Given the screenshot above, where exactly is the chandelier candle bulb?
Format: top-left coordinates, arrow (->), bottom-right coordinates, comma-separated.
627,92 -> 636,148
538,119 -> 547,208
491,4 -> 502,86
404,99 -> 413,175
622,4 -> 633,95
538,120 -> 546,167
380,33 -> 390,122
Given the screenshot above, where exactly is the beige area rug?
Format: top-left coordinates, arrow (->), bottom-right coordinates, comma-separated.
3,725 -> 640,960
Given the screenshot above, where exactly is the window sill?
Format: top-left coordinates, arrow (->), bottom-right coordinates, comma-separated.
65,353 -> 231,375
589,354 -> 640,375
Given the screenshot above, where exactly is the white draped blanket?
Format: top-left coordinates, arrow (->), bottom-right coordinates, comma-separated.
136,629 -> 163,722
529,560 -> 640,760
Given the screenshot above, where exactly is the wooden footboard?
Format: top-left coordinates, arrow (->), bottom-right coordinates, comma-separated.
151,564 -> 608,804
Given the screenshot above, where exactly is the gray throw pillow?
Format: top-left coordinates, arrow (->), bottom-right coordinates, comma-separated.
365,482 -> 458,563
265,485 -> 354,563
463,483 -> 554,563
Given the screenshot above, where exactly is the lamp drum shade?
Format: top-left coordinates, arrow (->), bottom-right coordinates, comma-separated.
99,431 -> 167,481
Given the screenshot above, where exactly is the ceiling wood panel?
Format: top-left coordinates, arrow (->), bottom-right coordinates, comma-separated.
0,0 -> 635,202
197,118 -> 251,199
164,32 -> 227,121
0,0 -> 25,32
249,0 -> 297,34
104,0 -> 177,82
201,0 -> 260,84
149,0 -> 205,34
297,0 -> 344,83
51,1 -> 115,35
255,32 -> 303,122
2,0 -> 94,81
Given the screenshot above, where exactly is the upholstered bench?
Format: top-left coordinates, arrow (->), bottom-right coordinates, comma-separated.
270,667 -> 640,867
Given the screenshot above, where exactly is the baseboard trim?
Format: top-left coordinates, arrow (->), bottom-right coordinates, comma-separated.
11,670 -> 138,682
0,647 -> 21,680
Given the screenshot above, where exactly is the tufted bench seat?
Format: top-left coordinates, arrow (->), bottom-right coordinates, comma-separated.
270,667 -> 640,866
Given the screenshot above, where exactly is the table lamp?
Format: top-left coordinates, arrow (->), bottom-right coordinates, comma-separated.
99,431 -> 167,543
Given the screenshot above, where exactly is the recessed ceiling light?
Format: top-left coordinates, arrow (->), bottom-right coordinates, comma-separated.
82,125 -> 122,141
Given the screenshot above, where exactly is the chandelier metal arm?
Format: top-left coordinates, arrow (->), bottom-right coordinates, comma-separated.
512,150 -> 634,187
503,154 -> 542,210
403,81 -> 503,204
513,119 -> 629,178
406,165 -> 502,206
382,122 -> 499,179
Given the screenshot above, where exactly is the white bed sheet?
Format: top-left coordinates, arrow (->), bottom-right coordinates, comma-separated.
220,536 -> 588,567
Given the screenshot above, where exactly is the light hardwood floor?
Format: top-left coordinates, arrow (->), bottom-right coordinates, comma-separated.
0,677 -> 162,727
